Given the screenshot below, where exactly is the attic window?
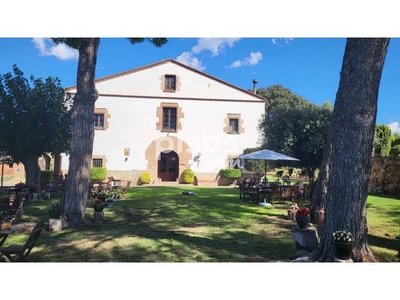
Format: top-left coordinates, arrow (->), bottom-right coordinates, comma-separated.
164,75 -> 176,91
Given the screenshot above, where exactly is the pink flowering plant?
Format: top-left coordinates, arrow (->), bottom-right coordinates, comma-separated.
333,230 -> 353,243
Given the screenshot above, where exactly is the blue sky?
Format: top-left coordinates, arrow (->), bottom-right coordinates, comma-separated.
1,37 -> 399,134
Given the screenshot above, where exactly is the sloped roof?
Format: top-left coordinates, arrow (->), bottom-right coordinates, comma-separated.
65,58 -> 265,102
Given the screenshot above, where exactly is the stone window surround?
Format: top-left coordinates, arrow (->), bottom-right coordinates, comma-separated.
92,155 -> 107,168
94,108 -> 111,130
156,102 -> 184,132
160,74 -> 181,93
224,113 -> 244,134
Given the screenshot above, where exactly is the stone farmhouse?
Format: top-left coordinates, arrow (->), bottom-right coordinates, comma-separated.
60,59 -> 266,185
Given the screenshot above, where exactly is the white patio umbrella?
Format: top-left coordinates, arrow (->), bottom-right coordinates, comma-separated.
238,149 -> 300,207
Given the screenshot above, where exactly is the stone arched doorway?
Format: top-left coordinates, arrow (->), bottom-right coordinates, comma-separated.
145,136 -> 192,182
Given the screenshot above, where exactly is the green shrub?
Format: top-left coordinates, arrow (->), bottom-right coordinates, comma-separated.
139,172 -> 151,185
40,170 -> 54,186
276,170 -> 284,177
180,169 -> 195,184
90,167 -> 107,183
219,169 -> 242,179
390,144 -> 400,156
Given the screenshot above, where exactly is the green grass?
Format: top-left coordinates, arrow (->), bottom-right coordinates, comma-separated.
1,186 -> 399,262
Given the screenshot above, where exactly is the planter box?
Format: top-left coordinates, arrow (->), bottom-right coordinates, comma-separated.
49,219 -> 63,232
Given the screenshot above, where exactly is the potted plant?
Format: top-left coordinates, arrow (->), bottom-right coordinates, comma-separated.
94,198 -> 105,212
295,207 -> 310,229
332,230 -> 354,260
29,183 -> 38,193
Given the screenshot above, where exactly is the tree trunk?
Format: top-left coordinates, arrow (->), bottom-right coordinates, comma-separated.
310,149 -> 331,223
61,38 -> 100,227
22,153 -> 41,191
308,38 -> 390,262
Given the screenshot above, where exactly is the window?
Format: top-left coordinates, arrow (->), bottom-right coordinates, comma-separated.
92,158 -> 103,167
162,107 -> 177,131
224,113 -> 244,134
94,108 -> 110,130
156,102 -> 183,132
164,75 -> 176,91
229,119 -> 239,133
228,157 -> 240,169
94,114 -> 104,129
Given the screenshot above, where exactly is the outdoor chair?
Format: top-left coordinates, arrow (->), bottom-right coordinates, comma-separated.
0,221 -> 44,262
239,179 -> 253,202
1,193 -> 24,220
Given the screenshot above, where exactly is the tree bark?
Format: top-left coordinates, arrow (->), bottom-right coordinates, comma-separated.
308,38 -> 390,262
22,153 -> 41,191
61,38 -> 99,227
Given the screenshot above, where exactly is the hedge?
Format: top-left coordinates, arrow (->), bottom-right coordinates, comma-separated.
219,169 -> 242,179
40,170 -> 54,186
90,167 -> 107,182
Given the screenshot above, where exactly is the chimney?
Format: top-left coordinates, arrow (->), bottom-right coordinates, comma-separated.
252,79 -> 258,94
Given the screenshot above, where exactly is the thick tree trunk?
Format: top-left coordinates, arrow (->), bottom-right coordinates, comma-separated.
61,38 -> 100,227
22,153 -> 41,191
308,38 -> 390,262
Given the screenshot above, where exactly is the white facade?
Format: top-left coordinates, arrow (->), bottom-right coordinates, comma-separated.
62,59 -> 265,184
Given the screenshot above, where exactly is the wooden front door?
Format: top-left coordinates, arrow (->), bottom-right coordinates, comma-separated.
158,151 -> 179,182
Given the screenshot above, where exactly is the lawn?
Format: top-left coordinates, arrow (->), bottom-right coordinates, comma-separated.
1,186 -> 399,262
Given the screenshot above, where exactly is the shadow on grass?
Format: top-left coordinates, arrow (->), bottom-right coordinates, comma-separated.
20,187 -> 298,262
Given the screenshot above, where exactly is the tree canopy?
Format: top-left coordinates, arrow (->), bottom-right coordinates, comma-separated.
258,85 -> 333,183
389,133 -> 400,156
0,65 -> 71,185
372,124 -> 391,156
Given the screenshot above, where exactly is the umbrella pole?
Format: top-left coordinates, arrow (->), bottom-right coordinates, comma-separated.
260,161 -> 268,205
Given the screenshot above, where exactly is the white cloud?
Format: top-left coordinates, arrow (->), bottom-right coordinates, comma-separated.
192,38 -> 241,56
271,38 -> 294,45
229,52 -> 263,68
388,121 -> 400,135
32,38 -> 78,61
230,60 -> 243,68
176,51 -> 206,71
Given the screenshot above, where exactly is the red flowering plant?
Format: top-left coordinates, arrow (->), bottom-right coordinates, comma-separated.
296,207 -> 310,217
94,198 -> 104,204
14,182 -> 25,188
28,182 -> 38,193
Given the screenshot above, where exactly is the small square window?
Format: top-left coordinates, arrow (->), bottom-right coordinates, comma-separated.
164,75 -> 176,91
229,119 -> 239,133
92,158 -> 103,168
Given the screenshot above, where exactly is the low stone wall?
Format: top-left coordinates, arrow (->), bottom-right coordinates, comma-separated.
369,156 -> 400,198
